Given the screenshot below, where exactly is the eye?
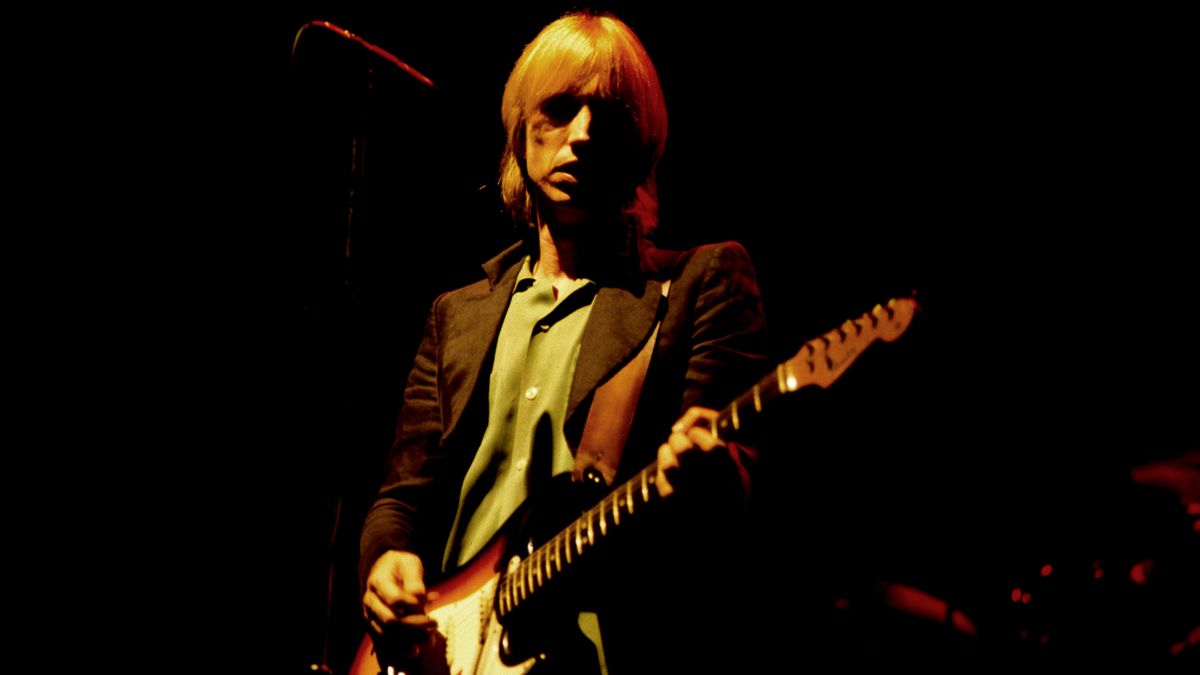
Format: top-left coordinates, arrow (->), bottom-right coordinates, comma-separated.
540,94 -> 582,124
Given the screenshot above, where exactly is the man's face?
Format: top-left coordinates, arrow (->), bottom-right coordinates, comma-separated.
524,84 -> 639,224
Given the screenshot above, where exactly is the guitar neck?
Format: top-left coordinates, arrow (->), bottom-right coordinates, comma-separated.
495,460 -> 655,619
495,297 -> 916,620
712,361 -> 807,441
494,366 -> 787,620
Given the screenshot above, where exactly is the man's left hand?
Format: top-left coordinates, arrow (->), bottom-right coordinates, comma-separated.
655,406 -> 722,497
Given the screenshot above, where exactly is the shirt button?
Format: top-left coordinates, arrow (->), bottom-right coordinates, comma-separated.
515,458 -> 527,471
538,323 -> 551,332
524,386 -> 539,400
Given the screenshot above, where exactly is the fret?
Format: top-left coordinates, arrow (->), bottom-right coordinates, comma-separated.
783,361 -> 798,391
599,499 -> 608,535
612,494 -> 620,525
626,481 -> 634,514
586,510 -> 595,546
574,522 -> 583,555
640,470 -> 649,503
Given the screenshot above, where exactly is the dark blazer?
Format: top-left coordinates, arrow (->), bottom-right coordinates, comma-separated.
360,240 -> 767,581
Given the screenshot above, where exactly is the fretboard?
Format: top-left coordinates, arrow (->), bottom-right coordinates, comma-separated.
495,364 -> 787,619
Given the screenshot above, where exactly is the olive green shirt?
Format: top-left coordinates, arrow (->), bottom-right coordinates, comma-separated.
445,256 -> 597,568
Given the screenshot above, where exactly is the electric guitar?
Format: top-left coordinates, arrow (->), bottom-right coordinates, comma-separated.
351,297 -> 919,675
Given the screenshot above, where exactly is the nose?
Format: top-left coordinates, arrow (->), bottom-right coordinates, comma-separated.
567,104 -> 592,145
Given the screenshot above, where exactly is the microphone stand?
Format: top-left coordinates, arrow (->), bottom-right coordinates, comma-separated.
290,21 -> 435,674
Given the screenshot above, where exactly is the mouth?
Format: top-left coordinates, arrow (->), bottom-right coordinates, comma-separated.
552,162 -> 583,182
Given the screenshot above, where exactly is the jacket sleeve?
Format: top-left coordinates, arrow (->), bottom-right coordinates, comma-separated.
359,296 -> 446,586
683,241 -> 768,411
682,241 -> 769,492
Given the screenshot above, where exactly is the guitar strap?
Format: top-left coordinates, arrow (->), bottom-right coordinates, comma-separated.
573,279 -> 671,486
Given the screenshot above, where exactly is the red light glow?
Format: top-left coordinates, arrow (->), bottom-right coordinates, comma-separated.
878,582 -> 976,635
950,610 -> 977,636
1040,564 -> 1053,577
1130,560 -> 1154,585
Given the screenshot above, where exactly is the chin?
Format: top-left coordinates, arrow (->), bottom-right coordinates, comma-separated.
545,203 -> 590,226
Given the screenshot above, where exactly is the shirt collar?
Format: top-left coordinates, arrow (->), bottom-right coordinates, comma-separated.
512,256 -> 597,298
513,255 -> 537,294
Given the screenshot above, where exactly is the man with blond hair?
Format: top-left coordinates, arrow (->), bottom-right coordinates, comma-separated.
360,11 -> 766,673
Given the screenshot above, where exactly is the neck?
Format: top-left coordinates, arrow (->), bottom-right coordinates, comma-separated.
533,219 -> 578,283
531,205 -> 635,285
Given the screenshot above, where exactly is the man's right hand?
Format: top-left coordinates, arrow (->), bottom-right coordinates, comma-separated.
362,550 -> 438,639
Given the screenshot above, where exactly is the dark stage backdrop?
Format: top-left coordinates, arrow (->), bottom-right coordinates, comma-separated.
204,3 -> 1196,671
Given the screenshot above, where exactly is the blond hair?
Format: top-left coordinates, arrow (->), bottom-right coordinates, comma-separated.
499,12 -> 668,235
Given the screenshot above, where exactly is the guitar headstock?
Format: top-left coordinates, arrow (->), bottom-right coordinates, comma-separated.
779,297 -> 918,392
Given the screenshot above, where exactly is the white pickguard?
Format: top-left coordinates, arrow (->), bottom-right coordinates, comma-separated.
430,558 -> 537,675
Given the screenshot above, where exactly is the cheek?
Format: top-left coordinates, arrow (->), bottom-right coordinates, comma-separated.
525,128 -> 540,176
524,138 -> 541,178
525,129 -> 555,177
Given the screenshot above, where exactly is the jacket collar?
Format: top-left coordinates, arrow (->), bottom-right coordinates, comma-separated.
461,240 -> 666,429
482,241 -> 527,290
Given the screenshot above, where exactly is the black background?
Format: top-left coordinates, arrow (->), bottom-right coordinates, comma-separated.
130,2 -> 1196,670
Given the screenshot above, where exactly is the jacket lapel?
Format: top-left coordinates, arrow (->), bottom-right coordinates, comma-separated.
567,277 -> 664,423
440,242 -> 665,441
440,243 -> 524,441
